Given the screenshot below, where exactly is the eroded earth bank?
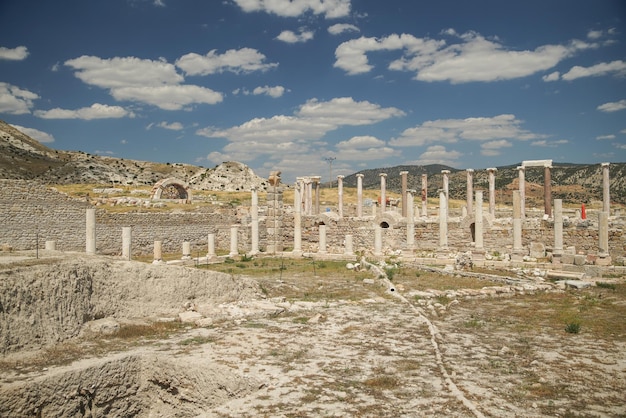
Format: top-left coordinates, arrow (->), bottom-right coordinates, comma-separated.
0,253 -> 625,417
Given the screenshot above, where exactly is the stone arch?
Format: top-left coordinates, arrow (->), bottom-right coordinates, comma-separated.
374,212 -> 402,229
151,178 -> 191,202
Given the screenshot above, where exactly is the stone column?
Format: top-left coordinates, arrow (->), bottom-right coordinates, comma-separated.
373,225 -> 383,256
266,185 -> 284,254
439,190 -> 448,250
229,225 -> 238,257
379,173 -> 387,213
356,173 -> 364,217
406,189 -> 415,249
182,241 -> 191,259
250,186 -> 259,255
344,234 -> 353,255
475,191 -> 484,250
400,171 -> 408,218
598,211 -> 609,256
305,178 -> 312,216
442,170 -> 450,200
153,241 -> 163,264
465,169 -> 474,216
207,233 -> 217,259
293,183 -> 302,255
318,224 -> 327,254
86,208 -> 96,255
122,226 -> 132,260
337,175 -> 344,218
554,199 -> 563,259
487,168 -> 497,217
602,162 -> 610,214
517,166 -> 526,218
314,177 -> 321,215
544,164 -> 552,217
512,191 -> 523,253
421,174 -> 428,217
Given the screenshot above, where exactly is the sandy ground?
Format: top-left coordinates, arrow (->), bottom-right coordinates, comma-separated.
1,252 -> 625,417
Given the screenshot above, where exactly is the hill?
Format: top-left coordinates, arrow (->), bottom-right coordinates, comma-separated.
0,121 -> 268,191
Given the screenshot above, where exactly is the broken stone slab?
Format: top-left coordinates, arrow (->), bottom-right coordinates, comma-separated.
179,311 -> 204,323
561,280 -> 594,289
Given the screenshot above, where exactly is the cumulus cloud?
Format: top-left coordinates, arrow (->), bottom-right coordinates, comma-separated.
335,30 -> 594,83
252,85 -> 286,97
596,134 -> 616,140
335,135 -> 397,161
176,48 -> 278,75
542,71 -> 560,82
0,46 -> 29,61
562,60 -> 626,81
390,114 -> 545,147
276,29 -> 315,43
64,55 -> 225,110
0,82 -> 39,114
10,124 -> 55,143
530,139 -> 569,147
328,23 -> 359,35
34,103 -> 135,120
157,121 -> 184,130
597,99 -> 626,113
231,0 -> 351,18
409,145 -> 462,166
481,139 -> 512,156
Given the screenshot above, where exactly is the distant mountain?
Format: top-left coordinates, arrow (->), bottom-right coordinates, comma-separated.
345,162 -> 626,205
0,120 -> 268,191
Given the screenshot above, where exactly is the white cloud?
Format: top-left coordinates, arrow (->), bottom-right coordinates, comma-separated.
111,85 -> 222,110
231,0 -> 351,18
328,23 -> 359,35
10,124 -> 55,143
597,99 -> 626,113
335,30 -> 594,83
0,46 -> 29,61
481,139 -> 512,156
34,103 -> 135,120
596,134 -> 616,140
562,60 -> 626,81
157,121 -> 184,130
530,139 -> 568,147
390,114 -> 545,147
252,85 -> 286,97
176,48 -> 278,75
542,71 -> 560,82
587,30 -> 603,40
0,82 -> 39,114
335,135 -> 397,161
276,29 -> 314,43
614,143 -> 626,150
409,145 -> 462,166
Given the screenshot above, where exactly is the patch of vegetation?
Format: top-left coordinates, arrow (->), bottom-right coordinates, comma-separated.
565,321 -> 581,334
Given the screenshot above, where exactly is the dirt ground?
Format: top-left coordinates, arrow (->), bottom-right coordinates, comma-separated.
1,253 -> 625,417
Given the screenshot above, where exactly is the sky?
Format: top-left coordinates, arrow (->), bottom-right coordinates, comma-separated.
1,0 -> 625,183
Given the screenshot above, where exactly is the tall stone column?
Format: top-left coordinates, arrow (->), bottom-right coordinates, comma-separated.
356,173 -> 364,217
400,171 -> 408,217
512,191 -> 523,253
439,190 -> 448,250
373,225 -> 383,256
293,182 -> 302,255
229,225 -> 239,257
305,178 -> 312,216
487,168 -> 497,217
598,211 -> 609,256
207,233 -> 217,259
442,170 -> 450,200
250,186 -> 259,255
544,164 -> 552,217
379,173 -> 387,213
122,226 -> 132,260
266,184 -> 284,254
554,199 -> 563,259
318,224 -> 327,254
517,166 -> 526,219
86,208 -> 96,255
466,169 -> 474,216
153,241 -> 163,264
602,162 -> 610,214
421,174 -> 428,217
475,191 -> 484,250
313,176 -> 321,215
337,175 -> 344,217
406,189 -> 415,249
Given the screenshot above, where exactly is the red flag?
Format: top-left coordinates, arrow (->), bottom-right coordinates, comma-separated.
581,203 -> 586,220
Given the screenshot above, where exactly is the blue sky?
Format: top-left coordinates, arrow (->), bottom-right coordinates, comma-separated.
1,0 -> 625,182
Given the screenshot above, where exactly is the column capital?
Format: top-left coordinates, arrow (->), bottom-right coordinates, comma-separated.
337,175 -> 345,179
356,173 -> 364,178
407,189 -> 416,194
441,170 -> 451,174
487,167 -> 497,172
601,162 -> 610,167
379,173 -> 387,177
466,168 -> 474,173
517,166 -> 525,171
400,170 -> 408,175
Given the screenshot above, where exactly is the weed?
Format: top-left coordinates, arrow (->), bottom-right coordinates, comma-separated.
364,375 -> 399,390
596,282 -> 616,290
565,321 -> 581,334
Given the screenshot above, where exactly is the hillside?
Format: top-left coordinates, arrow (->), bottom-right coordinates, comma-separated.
0,121 -> 268,191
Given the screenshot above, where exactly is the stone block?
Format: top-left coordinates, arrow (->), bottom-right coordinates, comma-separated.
574,255 -> 586,266
561,254 -> 575,264
529,242 -> 545,258
595,256 -> 612,266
